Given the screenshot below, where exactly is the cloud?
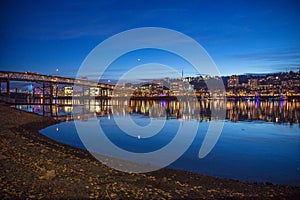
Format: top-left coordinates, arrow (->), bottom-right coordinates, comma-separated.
232,46 -> 300,71
233,46 -> 300,61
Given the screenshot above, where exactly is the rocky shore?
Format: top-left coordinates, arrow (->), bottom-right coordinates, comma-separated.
0,104 -> 299,199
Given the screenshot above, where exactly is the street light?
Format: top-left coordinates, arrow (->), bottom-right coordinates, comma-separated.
55,67 -> 59,100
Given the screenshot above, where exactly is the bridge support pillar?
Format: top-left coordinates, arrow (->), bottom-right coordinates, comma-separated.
50,84 -> 53,104
42,83 -> 45,104
15,88 -> 17,103
101,89 -> 108,97
6,78 -> 10,95
54,84 -> 58,97
81,86 -> 84,105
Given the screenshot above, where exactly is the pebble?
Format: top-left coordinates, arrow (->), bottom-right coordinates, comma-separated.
39,170 -> 56,180
0,153 -> 8,160
41,149 -> 48,154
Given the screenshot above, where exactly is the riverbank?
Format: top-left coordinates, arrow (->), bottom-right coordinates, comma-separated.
0,104 -> 299,199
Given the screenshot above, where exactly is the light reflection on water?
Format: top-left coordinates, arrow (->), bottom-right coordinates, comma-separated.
13,99 -> 300,185
12,99 -> 300,125
40,113 -> 300,185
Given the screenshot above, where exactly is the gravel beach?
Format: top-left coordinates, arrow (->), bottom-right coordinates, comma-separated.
0,104 -> 299,199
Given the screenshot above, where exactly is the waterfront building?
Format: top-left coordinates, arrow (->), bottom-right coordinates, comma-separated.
89,87 -> 100,96
63,86 -> 73,96
227,75 -> 239,88
248,78 -> 258,89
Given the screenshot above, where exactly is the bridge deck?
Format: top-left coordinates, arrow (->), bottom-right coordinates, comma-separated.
0,70 -> 114,89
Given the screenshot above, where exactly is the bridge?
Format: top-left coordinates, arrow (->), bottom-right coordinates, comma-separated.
0,70 -> 115,103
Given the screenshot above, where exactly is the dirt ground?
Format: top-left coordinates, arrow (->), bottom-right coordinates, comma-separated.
0,104 -> 299,199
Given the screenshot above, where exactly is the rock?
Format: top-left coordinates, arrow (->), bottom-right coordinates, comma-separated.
0,153 -> 8,160
40,149 -> 48,154
39,170 -> 56,180
110,193 -> 117,198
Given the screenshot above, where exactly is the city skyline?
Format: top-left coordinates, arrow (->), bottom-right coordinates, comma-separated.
0,0 -> 300,78
1,69 -> 299,97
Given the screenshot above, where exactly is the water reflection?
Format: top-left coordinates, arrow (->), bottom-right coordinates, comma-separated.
226,100 -> 300,124
13,99 -> 300,124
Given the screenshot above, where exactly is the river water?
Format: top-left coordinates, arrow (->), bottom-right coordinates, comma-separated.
15,99 -> 300,185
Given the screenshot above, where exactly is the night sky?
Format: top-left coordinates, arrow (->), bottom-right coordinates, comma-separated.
0,0 -> 299,79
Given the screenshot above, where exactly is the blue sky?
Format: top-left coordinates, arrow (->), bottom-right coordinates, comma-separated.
0,0 -> 299,79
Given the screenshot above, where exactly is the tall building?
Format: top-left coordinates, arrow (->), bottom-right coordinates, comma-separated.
170,81 -> 183,96
227,75 -> 239,88
248,79 -> 258,89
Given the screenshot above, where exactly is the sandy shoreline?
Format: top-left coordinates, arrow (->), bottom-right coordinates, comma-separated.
0,104 -> 299,199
